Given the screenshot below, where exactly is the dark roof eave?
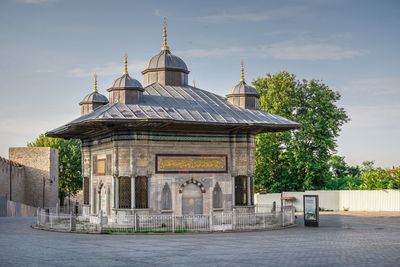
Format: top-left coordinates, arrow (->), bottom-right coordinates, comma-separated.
46,118 -> 301,139
141,67 -> 190,75
106,87 -> 144,92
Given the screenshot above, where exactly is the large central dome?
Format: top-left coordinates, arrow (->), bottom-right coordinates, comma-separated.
143,49 -> 189,74
142,19 -> 189,86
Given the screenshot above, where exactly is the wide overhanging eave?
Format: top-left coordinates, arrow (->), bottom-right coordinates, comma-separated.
46,118 -> 301,139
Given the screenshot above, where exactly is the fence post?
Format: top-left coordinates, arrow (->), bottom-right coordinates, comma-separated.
70,212 -> 76,231
263,213 -> 266,229
56,202 -> 59,216
134,213 -> 137,232
232,209 -> 236,230
172,215 -> 175,233
209,212 -> 213,232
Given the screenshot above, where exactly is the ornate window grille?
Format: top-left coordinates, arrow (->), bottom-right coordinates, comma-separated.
83,177 -> 90,205
213,182 -> 223,209
135,176 -> 148,209
234,176 -> 248,206
161,183 -> 172,210
119,177 -> 131,209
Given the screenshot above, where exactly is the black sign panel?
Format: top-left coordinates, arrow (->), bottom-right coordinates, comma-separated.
303,195 -> 319,227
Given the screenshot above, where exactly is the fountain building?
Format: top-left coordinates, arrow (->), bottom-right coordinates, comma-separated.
47,20 -> 299,217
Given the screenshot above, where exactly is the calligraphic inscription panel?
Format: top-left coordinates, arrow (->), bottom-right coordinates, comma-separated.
156,154 -> 228,173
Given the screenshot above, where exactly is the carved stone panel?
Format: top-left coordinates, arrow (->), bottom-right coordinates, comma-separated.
156,154 -> 228,173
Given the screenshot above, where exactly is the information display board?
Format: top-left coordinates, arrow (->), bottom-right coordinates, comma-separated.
303,195 -> 319,227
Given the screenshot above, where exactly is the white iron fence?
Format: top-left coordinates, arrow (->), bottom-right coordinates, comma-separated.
36,205 -> 295,233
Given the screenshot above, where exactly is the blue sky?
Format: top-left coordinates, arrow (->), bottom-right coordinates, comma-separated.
0,0 -> 399,167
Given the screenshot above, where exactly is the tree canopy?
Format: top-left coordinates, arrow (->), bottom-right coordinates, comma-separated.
254,71 -> 349,192
28,134 -> 82,202
326,160 -> 400,190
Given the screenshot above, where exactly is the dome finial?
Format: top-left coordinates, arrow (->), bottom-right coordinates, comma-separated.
240,60 -> 245,82
93,73 -> 98,92
124,53 -> 129,74
162,17 -> 170,51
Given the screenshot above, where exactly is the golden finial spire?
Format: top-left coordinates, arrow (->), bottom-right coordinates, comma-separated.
162,17 -> 169,51
93,73 -> 98,92
193,80 -> 196,87
124,53 -> 128,74
240,60 -> 245,82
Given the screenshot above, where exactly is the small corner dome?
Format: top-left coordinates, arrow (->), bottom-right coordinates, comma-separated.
142,50 -> 189,74
108,74 -> 143,91
79,91 -> 108,105
227,81 -> 258,97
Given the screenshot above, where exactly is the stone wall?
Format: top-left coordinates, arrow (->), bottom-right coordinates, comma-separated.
0,196 -> 37,217
0,157 -> 25,203
9,147 -> 59,208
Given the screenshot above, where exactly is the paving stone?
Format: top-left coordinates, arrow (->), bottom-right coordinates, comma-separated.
0,215 -> 399,267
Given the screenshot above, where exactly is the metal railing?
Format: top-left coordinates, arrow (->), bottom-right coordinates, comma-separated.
35,205 -> 295,233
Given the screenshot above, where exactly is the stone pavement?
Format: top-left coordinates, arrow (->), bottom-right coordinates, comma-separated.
0,214 -> 399,267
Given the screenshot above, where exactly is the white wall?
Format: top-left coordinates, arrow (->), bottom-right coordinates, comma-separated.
254,193 -> 281,205
255,190 -> 400,212
340,190 -> 400,211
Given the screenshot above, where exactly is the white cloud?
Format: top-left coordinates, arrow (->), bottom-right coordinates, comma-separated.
69,61 -> 145,77
177,47 -> 245,58
35,69 -> 56,73
343,104 -> 400,130
342,78 -> 400,96
267,42 -> 367,60
177,42 -> 367,61
195,12 -> 270,23
15,0 -> 57,4
195,6 -> 308,23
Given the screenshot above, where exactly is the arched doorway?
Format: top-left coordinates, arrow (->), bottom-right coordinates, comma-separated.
182,183 -> 203,215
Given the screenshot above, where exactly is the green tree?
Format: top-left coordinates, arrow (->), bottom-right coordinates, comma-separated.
254,71 -> 349,192
329,155 -> 349,178
325,155 -> 361,190
358,161 -> 393,190
389,167 -> 400,189
28,134 -> 82,203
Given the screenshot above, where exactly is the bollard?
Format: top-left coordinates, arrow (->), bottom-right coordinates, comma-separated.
44,208 -> 50,224
36,208 -> 40,225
